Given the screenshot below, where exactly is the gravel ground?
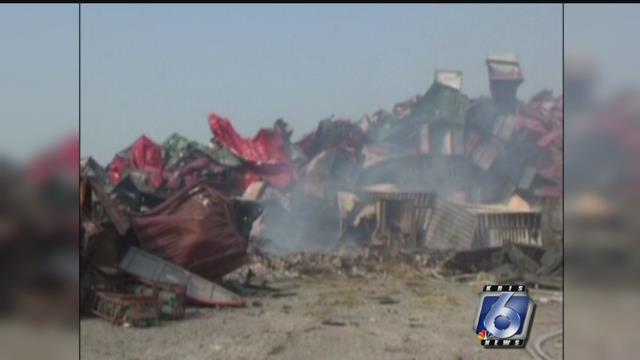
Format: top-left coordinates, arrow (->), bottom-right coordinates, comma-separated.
81,273 -> 562,360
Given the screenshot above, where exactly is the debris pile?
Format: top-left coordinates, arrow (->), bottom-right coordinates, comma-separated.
436,243 -> 563,289
234,248 -> 384,280
229,246 -> 458,282
81,179 -> 255,325
81,54 -> 563,326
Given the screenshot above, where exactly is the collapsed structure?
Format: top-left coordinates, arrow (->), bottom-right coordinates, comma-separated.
81,54 -> 563,326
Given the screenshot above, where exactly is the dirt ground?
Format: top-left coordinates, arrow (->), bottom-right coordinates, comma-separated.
81,272 -> 562,360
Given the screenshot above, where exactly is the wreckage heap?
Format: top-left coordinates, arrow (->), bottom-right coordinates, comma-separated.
81,54 -> 562,326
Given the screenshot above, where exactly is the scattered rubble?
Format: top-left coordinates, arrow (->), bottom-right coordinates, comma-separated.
81,54 -> 562,327
436,243 -> 563,289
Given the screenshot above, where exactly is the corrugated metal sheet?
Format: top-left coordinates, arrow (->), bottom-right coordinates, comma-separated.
425,199 -> 478,250
473,211 -> 541,248
459,202 -> 542,248
361,192 -> 435,241
360,192 -> 477,251
460,202 -> 537,214
119,247 -> 244,307
360,191 -> 433,206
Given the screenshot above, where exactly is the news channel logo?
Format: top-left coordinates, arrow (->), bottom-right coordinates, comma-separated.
474,285 -> 535,348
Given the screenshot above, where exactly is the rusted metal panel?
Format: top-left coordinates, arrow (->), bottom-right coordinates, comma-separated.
131,182 -> 248,280
119,247 -> 244,307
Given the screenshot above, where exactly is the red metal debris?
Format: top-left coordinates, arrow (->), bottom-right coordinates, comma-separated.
209,113 -> 293,188
108,135 -> 165,190
131,181 -> 248,280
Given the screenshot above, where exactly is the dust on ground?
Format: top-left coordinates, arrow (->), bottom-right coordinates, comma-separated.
81,270 -> 562,360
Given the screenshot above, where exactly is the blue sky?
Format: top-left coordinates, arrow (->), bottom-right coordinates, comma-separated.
0,4 -> 78,161
80,4 -> 562,164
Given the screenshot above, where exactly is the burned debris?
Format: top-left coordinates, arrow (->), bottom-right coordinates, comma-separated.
81,54 -> 562,327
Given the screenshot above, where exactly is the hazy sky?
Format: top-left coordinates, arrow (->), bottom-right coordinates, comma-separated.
2,4 -> 636,169
565,4 -> 640,95
80,4 -> 562,164
0,5 -> 78,161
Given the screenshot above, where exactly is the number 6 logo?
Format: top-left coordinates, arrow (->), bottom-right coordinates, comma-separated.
483,292 -> 521,339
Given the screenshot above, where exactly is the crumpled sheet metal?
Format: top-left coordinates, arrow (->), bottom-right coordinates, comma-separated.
86,177 -> 131,235
209,113 -> 290,165
131,181 -> 248,280
163,133 -> 241,169
209,113 -> 293,188
108,135 -> 165,190
294,117 -> 364,160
